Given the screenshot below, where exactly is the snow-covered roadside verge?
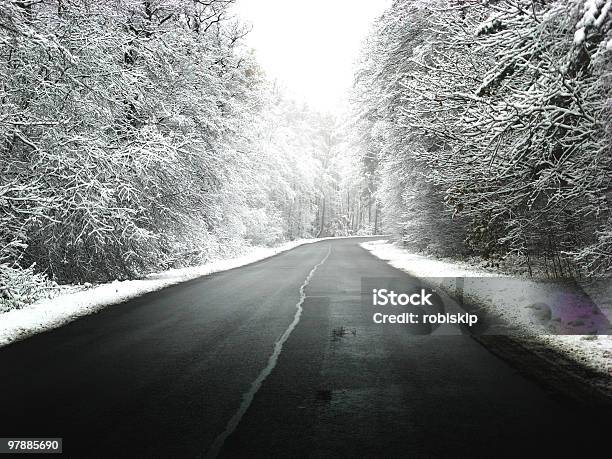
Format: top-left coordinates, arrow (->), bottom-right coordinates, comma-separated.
360,240 -> 612,392
0,236 -> 362,348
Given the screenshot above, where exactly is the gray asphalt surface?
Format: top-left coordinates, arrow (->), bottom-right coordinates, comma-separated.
0,238 -> 608,458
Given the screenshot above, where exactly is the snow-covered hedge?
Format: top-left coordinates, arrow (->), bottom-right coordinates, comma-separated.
0,264 -> 58,313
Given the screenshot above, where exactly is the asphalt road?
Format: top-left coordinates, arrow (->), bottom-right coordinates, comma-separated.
0,238 -> 609,458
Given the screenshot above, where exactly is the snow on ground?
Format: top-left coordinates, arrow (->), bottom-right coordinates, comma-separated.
361,240 -> 612,384
0,237 -> 365,348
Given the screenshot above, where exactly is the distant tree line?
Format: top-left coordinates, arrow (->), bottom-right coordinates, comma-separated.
353,0 -> 611,276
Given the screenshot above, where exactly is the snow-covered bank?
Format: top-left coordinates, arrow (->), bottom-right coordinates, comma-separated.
360,240 -> 612,389
0,237 -> 370,348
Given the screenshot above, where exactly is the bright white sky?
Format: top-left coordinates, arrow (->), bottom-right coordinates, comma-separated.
233,0 -> 390,113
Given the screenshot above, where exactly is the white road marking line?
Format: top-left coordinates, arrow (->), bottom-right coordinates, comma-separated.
205,245 -> 332,458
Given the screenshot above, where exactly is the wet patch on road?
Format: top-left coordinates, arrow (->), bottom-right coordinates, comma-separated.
331,326 -> 357,341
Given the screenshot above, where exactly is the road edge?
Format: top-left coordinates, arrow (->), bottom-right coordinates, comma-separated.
0,236 -> 379,349
358,240 -> 612,407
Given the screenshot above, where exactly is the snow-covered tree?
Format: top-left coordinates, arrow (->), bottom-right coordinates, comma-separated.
354,0 -> 611,274
1,0 -> 269,282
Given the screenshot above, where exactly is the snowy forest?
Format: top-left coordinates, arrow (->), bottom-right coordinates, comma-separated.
0,0 -> 375,301
1,0 -> 611,310
353,0 -> 611,277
